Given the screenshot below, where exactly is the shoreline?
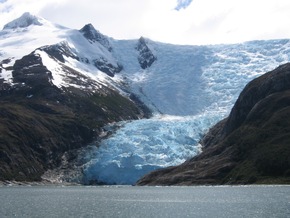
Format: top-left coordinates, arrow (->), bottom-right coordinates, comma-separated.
1,180 -> 290,187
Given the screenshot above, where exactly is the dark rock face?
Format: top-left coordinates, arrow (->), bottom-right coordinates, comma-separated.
0,58 -> 13,90
0,51 -> 150,182
40,42 -> 78,63
12,52 -> 53,87
40,42 -> 121,77
136,37 -> 157,69
137,63 -> 290,186
93,57 -> 123,77
224,63 -> 290,135
80,24 -> 112,52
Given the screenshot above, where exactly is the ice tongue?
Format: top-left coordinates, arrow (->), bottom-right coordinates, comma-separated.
3,12 -> 43,30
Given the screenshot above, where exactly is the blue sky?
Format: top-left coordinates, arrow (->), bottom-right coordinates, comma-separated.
1,0 -> 290,45
175,0 -> 193,10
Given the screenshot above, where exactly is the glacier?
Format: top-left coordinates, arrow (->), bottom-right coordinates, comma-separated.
80,39 -> 290,185
82,114 -> 219,185
2,14 -> 290,185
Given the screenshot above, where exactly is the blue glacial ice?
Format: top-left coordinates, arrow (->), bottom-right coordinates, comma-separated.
82,113 -> 220,185
81,38 -> 290,185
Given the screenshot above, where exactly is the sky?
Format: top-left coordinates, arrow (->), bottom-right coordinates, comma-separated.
1,0 -> 290,45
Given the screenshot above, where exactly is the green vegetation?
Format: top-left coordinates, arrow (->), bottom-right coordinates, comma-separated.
222,109 -> 290,183
0,88 -> 148,181
137,63 -> 290,186
0,50 -> 150,182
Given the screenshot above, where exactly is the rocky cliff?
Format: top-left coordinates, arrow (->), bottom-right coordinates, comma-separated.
0,51 -> 150,182
136,37 -> 157,69
137,63 -> 290,185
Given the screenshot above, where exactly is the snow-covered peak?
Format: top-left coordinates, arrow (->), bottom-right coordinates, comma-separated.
80,23 -> 112,51
0,13 -> 70,66
80,23 -> 95,33
3,12 -> 43,30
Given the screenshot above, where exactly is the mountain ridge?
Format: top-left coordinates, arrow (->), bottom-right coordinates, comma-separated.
0,13 -> 152,181
3,12 -> 43,30
137,63 -> 290,185
1,13 -> 290,183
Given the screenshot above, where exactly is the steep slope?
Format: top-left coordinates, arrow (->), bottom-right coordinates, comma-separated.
135,37 -> 157,69
3,12 -> 43,29
0,12 -> 122,81
78,39 -> 290,185
2,13 -> 290,184
112,39 -> 290,116
137,63 -> 290,185
0,14 -> 150,181
0,50 -> 149,181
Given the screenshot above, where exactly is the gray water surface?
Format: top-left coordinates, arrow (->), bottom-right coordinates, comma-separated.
0,185 -> 290,218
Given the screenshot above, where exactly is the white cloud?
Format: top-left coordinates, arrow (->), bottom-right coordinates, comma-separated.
1,0 -> 290,45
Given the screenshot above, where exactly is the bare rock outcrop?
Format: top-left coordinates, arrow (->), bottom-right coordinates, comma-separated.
137,63 -> 290,185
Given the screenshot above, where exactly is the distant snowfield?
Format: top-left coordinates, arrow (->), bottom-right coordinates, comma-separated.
2,15 -> 290,184
81,39 -> 290,185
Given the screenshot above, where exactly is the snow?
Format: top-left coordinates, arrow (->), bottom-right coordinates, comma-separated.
82,38 -> 290,185
3,12 -> 42,29
0,17 -> 68,82
0,14 -> 119,87
67,29 -> 118,67
2,14 -> 290,185
36,49 -> 111,90
0,67 -> 13,82
35,50 -> 63,87
113,39 -> 290,116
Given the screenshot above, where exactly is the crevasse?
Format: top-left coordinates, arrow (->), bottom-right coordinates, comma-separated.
82,39 -> 290,185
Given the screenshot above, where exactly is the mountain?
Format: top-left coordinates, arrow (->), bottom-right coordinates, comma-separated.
1,13 -> 290,183
137,63 -> 290,185
3,12 -> 42,29
0,13 -> 150,181
80,24 -> 113,52
76,39 -> 290,185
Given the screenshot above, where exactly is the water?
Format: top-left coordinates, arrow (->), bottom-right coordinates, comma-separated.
1,185 -> 290,218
